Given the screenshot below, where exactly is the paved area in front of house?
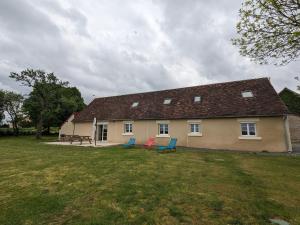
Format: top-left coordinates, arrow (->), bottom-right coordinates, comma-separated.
44,141 -> 120,148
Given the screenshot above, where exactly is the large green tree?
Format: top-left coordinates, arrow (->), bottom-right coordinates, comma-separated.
10,69 -> 68,139
232,0 -> 300,65
51,86 -> 85,127
3,91 -> 24,135
10,69 -> 85,138
24,86 -> 85,134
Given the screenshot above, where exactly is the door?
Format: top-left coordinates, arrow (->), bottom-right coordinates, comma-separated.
98,124 -> 108,141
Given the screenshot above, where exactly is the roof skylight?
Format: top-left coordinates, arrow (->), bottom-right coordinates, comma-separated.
163,98 -> 172,104
194,96 -> 201,102
131,102 -> 139,107
242,91 -> 254,98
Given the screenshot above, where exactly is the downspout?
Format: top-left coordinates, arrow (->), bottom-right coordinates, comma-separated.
146,120 -> 149,141
94,118 -> 97,146
283,115 -> 292,152
72,121 -> 76,136
58,128 -> 61,140
186,121 -> 189,147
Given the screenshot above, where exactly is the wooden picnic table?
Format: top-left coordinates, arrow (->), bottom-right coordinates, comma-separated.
60,134 -> 92,145
70,135 -> 92,145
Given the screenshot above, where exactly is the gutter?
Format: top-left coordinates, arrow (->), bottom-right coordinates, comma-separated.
74,114 -> 287,123
283,115 -> 293,152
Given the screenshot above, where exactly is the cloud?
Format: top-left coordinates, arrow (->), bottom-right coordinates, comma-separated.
0,0 -> 299,104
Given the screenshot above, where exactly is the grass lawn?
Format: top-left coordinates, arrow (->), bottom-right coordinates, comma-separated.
0,136 -> 300,225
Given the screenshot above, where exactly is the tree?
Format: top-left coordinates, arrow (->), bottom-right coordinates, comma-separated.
24,86 -> 85,134
3,91 -> 24,135
10,69 -> 68,139
49,86 -> 85,128
232,0 -> 300,65
279,88 -> 300,114
0,90 -> 5,123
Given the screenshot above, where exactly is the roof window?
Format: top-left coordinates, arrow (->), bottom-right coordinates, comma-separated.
242,91 -> 253,98
163,98 -> 172,104
131,102 -> 139,107
194,96 -> 201,102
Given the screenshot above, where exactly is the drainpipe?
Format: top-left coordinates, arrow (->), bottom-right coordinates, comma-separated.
58,128 -> 61,140
284,115 -> 292,152
72,122 -> 76,136
94,118 -> 97,146
186,121 -> 189,147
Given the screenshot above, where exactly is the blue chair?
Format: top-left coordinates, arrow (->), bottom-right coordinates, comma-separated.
123,138 -> 136,148
157,138 -> 177,153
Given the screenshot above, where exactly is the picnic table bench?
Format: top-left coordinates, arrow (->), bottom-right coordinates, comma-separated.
60,134 -> 92,145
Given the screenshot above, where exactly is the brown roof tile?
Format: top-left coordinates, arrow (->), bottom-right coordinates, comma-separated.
73,78 -> 288,122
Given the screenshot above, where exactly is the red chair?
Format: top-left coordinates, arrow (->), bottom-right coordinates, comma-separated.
144,137 -> 155,149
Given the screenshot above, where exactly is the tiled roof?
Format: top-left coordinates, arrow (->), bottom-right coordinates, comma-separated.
73,78 -> 288,122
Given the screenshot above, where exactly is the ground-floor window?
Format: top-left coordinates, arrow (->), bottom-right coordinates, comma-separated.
124,123 -> 133,133
190,123 -> 200,133
187,120 -> 202,136
159,124 -> 169,135
240,122 -> 256,136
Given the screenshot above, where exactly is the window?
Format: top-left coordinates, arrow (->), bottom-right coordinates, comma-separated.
240,123 -> 256,136
190,123 -> 200,133
163,98 -> 172,104
194,96 -> 201,102
124,123 -> 133,133
187,120 -> 202,136
242,91 -> 253,98
131,102 -> 139,107
159,124 -> 169,135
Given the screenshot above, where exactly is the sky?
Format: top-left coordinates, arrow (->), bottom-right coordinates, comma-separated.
0,0 -> 299,103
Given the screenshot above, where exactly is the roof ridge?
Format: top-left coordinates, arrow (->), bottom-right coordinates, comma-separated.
93,77 -> 269,100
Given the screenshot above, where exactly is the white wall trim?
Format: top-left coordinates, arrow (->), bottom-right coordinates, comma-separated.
188,132 -> 203,137
97,121 -> 109,125
123,121 -> 134,124
122,133 -> 134,136
187,120 -> 202,123
238,136 -> 262,140
156,134 -> 170,138
156,120 -> 170,124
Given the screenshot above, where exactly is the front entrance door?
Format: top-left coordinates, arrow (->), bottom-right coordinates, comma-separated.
98,124 -> 108,141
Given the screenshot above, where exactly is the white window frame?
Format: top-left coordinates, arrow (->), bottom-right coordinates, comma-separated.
187,120 -> 202,137
122,121 -> 133,136
238,121 -> 261,140
156,123 -> 170,137
240,122 -> 256,136
190,123 -> 200,133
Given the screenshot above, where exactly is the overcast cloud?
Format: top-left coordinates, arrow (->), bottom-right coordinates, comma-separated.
0,0 -> 299,103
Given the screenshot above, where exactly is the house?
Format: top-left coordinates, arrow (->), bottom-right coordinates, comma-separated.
279,88 -> 300,145
60,78 -> 292,152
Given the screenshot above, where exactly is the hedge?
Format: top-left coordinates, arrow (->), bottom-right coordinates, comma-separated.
0,128 -> 59,136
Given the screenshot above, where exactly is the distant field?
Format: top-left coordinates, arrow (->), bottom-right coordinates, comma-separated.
0,136 -> 299,225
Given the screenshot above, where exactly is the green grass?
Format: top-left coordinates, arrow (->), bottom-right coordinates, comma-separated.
0,136 -> 300,225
